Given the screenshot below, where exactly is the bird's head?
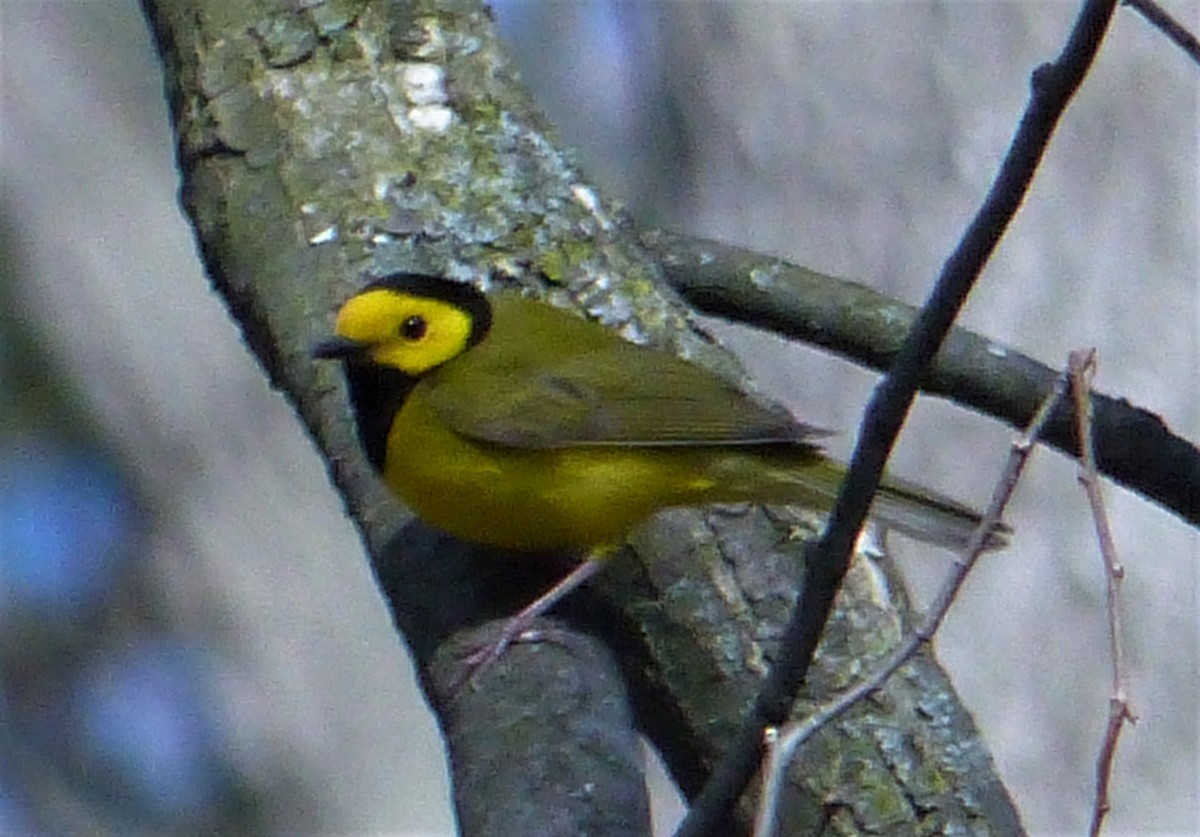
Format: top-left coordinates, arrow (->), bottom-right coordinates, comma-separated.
313,274 -> 493,376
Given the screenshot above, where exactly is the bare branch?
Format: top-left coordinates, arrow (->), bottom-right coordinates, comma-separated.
753,365 -> 1068,837
1069,350 -> 1138,837
677,2 -> 1121,833
1124,0 -> 1200,64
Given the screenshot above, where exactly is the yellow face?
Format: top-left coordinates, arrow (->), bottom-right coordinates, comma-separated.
333,288 -> 475,376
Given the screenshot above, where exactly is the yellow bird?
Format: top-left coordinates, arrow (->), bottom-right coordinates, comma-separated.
315,273 -> 998,666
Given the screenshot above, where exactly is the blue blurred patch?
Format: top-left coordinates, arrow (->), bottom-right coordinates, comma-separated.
0,775 -> 38,837
0,440 -> 133,618
72,638 -> 225,819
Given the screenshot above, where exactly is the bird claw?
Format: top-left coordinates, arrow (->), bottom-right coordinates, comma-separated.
447,615 -> 540,695
442,558 -> 604,696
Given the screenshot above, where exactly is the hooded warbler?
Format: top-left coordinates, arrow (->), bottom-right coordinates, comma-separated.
314,273 -> 998,663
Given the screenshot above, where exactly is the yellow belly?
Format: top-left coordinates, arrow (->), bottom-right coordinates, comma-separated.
384,397 -> 735,551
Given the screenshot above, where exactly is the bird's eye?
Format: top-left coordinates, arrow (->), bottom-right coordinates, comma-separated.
400,315 -> 427,341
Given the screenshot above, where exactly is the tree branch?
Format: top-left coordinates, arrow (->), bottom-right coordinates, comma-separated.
1124,0 -> 1200,64
645,230 -> 1200,528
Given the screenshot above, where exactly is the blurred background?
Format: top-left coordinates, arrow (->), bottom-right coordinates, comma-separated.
1,1 -> 1195,835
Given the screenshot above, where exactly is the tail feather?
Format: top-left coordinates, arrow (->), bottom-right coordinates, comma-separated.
870,478 -> 1006,552
726,456 -> 1007,552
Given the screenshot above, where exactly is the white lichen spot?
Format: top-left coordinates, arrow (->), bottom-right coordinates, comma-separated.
373,174 -> 392,201
572,183 -> 600,214
618,319 -> 648,345
588,273 -> 612,293
748,265 -> 780,290
986,342 -> 1008,358
401,63 -> 448,106
274,75 -> 297,100
308,224 -> 338,245
571,184 -> 612,230
855,526 -> 886,563
409,104 -> 455,132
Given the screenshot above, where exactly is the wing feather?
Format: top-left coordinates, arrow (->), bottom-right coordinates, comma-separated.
424,319 -> 828,450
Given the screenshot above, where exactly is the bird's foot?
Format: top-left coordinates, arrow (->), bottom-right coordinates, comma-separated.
446,614 -> 543,694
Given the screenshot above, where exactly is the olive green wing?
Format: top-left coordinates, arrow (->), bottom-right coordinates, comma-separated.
425,336 -> 828,450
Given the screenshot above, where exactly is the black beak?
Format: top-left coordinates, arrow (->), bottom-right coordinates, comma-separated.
312,336 -> 367,360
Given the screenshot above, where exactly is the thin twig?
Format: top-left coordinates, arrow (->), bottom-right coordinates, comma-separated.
675,3 -> 1120,834
752,369 -> 1069,837
1123,0 -> 1200,64
1069,349 -> 1137,837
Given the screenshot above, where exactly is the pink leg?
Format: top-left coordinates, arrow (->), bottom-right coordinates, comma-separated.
458,556 -> 604,688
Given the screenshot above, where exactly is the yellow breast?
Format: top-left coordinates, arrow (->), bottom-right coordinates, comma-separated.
384,390 -> 727,551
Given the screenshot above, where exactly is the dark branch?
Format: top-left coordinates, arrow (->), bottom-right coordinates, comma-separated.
676,2 -> 1121,833
646,231 -> 1200,528
1124,0 -> 1200,64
